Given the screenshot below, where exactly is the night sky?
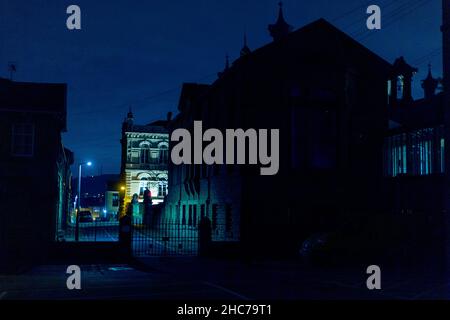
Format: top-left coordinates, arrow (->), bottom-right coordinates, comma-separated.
0,0 -> 442,175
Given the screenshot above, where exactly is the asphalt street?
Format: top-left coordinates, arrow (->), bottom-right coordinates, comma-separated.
1,258 -> 450,300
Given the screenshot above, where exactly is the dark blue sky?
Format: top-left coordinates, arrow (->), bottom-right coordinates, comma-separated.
0,0 -> 442,175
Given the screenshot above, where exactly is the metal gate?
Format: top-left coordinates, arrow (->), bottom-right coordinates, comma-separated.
132,220 -> 199,256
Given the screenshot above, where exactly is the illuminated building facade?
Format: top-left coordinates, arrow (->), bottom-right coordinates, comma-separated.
120,110 -> 170,209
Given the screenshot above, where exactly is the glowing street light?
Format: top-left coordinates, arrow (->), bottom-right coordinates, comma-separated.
75,160 -> 93,241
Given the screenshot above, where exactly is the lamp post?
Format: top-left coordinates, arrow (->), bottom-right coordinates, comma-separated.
119,185 -> 126,219
75,161 -> 92,241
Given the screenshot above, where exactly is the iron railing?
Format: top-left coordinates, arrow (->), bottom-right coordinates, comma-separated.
132,220 -> 198,256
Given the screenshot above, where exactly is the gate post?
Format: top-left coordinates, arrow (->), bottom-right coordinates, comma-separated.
198,216 -> 212,257
119,204 -> 132,258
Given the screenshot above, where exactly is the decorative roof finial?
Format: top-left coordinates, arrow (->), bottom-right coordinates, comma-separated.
278,2 -> 284,17
422,63 -> 439,99
127,106 -> 133,119
268,1 -> 293,41
240,33 -> 252,57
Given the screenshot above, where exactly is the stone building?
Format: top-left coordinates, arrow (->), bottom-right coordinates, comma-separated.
120,110 -> 170,216
163,4 -> 392,256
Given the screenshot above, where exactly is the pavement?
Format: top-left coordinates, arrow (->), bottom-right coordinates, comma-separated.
1,257 -> 450,300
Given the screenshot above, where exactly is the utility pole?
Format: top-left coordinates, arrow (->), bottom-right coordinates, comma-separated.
75,161 -> 92,241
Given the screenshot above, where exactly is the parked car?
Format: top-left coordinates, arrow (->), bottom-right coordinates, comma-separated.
299,220 -> 381,266
78,211 -> 93,223
299,233 -> 331,264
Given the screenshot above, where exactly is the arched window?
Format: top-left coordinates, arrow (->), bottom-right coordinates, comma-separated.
139,177 -> 150,197
159,145 -> 169,164
158,181 -> 168,197
140,143 -> 151,164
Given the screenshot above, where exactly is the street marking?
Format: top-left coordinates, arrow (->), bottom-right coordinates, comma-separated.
0,291 -> 7,300
410,281 -> 450,299
203,281 -> 250,300
104,229 -> 118,241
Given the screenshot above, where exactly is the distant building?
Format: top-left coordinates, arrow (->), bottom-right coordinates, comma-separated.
105,177 -> 121,219
0,77 -> 72,270
163,5 -> 392,256
382,47 -> 445,217
376,1 -> 450,261
120,110 -> 170,213
70,174 -> 121,222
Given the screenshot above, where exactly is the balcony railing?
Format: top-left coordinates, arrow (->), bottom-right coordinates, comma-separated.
125,163 -> 168,170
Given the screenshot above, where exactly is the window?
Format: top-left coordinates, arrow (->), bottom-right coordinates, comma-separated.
139,178 -> 150,198
188,205 -> 193,226
158,182 -> 168,197
140,147 -> 150,164
384,127 -> 444,176
131,151 -> 139,163
182,205 -> 186,225
12,123 -> 34,157
397,76 -> 404,100
112,193 -> 119,207
160,146 -> 169,164
387,80 -> 392,104
200,204 -> 206,219
193,205 -> 197,227
151,150 -> 159,163
225,204 -> 232,233
309,108 -> 337,169
212,204 -> 218,230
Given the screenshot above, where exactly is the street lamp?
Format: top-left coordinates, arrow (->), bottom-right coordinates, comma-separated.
75,161 -> 92,241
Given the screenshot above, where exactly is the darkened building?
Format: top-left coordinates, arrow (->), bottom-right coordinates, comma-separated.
0,77 -> 72,271
384,59 -> 445,213
378,0 -> 450,265
164,5 -> 392,256
382,60 -> 447,263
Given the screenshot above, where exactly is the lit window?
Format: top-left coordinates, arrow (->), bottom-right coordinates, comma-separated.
158,182 -> 168,197
159,146 -> 169,164
384,127 -> 444,177
140,147 -> 150,164
397,76 -> 404,99
112,193 -> 119,207
11,123 -> 34,157
387,80 -> 392,104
